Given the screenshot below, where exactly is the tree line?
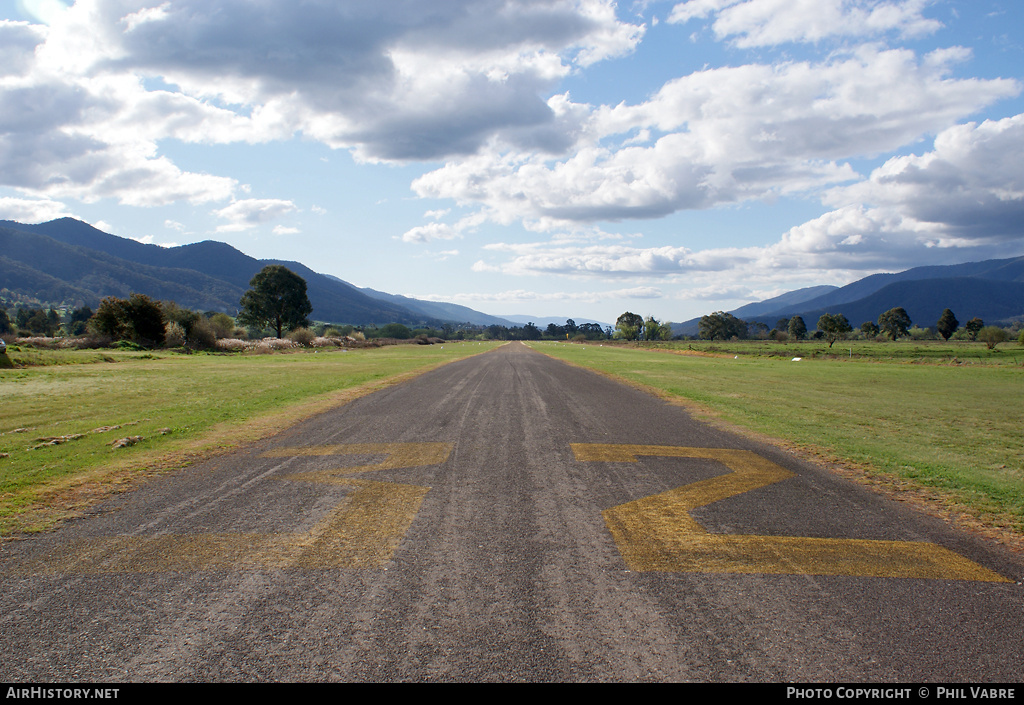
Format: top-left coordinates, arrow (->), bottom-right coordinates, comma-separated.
696,307 -> 1018,348
0,265 -> 619,348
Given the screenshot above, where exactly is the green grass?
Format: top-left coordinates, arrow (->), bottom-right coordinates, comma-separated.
530,340 -> 1024,535
635,337 -> 1024,365
0,342 -> 501,534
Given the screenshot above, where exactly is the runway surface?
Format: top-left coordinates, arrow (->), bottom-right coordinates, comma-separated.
2,342 -> 1021,681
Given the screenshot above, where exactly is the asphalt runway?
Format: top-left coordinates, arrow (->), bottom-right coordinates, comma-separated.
2,342 -> 1022,682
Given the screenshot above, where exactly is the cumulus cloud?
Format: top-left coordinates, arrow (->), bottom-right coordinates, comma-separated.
667,0 -> 942,47
417,286 -> 663,305
213,198 -> 298,232
412,46 -> 1018,230
37,0 -> 643,162
1,1 -> 644,211
0,21 -> 47,76
474,242 -> 698,276
0,25 -> 240,207
825,114 -> 1024,242
401,212 -> 487,243
0,196 -> 75,222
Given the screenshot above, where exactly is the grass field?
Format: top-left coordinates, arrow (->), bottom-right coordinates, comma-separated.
530,340 -> 1024,539
0,342 -> 501,535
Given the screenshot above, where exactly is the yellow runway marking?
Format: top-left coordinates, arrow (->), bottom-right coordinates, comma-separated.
265,442 -> 453,482
574,444 -> 1008,582
16,443 -> 451,574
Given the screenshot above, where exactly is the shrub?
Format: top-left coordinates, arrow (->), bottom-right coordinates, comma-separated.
977,326 -> 1008,350
164,321 -> 186,348
215,338 -> 249,351
207,312 -> 235,339
92,294 -> 166,346
187,318 -> 218,350
287,327 -> 316,346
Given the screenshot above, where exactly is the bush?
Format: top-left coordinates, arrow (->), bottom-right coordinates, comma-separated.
92,294 -> 166,346
977,326 -> 1008,350
187,318 -> 217,350
287,327 -> 316,346
164,321 -> 186,348
207,312 -> 235,339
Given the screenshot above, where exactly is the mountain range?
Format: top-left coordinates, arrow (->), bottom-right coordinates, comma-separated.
673,257 -> 1024,336
0,218 -> 517,327
3,217 -> 1023,334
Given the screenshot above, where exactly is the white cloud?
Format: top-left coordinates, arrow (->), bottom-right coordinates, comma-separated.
825,113 -> 1024,243
213,198 -> 297,232
0,29 -> 240,207
402,222 -> 460,244
0,20 -> 47,76
475,242 -> 699,276
417,286 -> 663,305
401,211 -> 487,243
36,0 -> 643,162
0,1 -> 648,213
668,0 -> 942,47
129,233 -> 176,247
0,196 -> 74,222
413,46 -> 1018,230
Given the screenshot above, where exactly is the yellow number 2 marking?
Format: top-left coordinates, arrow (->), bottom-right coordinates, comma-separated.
573,444 -> 1008,582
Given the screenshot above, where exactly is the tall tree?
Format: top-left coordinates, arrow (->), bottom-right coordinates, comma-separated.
965,317 -> 984,341
878,307 -> 912,341
817,313 -> 852,348
788,315 -> 807,340
615,312 -> 644,341
238,265 -> 313,338
699,311 -> 747,340
89,294 -> 165,346
936,309 -> 959,341
644,315 -> 671,341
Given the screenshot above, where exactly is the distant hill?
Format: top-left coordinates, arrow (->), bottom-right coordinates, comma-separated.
357,286 -> 517,327
674,256 -> 1024,337
0,218 -> 494,326
728,285 -> 838,319
500,315 -> 611,329
672,284 -> 841,336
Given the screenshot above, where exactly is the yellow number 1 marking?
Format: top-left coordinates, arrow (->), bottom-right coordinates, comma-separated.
573,444 -> 1008,582
16,443 -> 452,574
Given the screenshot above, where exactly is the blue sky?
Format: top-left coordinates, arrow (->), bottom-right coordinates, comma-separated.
2,0 -> 1023,324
